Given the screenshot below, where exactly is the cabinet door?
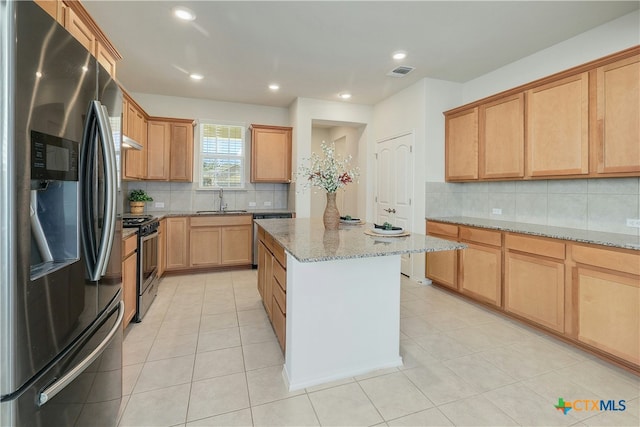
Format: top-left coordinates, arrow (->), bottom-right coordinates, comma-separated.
445,107 -> 478,181
147,121 -> 171,180
250,125 -> 292,183
64,7 -> 94,53
190,227 -> 221,267
221,225 -> 252,265
426,251 -> 457,290
595,54 -> 640,174
96,41 -> 117,77
124,104 -> 145,179
459,242 -> 502,306
505,252 -> 564,332
263,252 -> 274,319
527,73 -> 589,177
170,123 -> 194,182
165,217 -> 189,270
257,241 -> 267,299
122,251 -> 137,329
575,267 -> 639,365
479,93 -> 524,179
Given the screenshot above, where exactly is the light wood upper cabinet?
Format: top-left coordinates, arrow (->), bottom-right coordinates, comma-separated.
594,54 -> 640,174
123,99 -> 147,180
251,124 -> 293,183
445,108 -> 478,181
34,0 -> 63,23
147,121 -> 171,180
145,119 -> 194,182
64,6 -> 95,52
527,73 -> 589,177
479,93 -> 524,179
170,121 -> 194,182
96,40 -> 117,77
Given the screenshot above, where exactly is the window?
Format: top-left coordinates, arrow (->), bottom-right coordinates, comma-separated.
199,123 -> 245,189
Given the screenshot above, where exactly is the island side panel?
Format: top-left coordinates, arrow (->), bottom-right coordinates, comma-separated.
283,253 -> 403,391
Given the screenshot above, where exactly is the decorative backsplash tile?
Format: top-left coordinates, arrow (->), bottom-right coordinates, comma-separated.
426,177 -> 640,236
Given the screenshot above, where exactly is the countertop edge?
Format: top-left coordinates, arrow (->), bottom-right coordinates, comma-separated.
426,216 -> 640,251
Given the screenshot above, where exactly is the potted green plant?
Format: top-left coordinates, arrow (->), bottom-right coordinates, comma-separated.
128,189 -> 153,214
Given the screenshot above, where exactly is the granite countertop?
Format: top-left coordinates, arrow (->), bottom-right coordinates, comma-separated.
254,218 -> 466,263
155,210 -> 294,219
426,216 -> 640,251
122,228 -> 137,239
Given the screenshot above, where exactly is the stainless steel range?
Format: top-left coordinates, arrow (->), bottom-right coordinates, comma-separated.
123,215 -> 159,321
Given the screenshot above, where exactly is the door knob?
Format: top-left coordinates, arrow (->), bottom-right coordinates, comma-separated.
383,208 -> 396,214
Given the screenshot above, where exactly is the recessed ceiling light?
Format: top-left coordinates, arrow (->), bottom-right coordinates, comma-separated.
35,71 -> 43,78
392,51 -> 407,60
339,93 -> 352,100
268,84 -> 280,91
173,6 -> 196,21
189,73 -> 204,80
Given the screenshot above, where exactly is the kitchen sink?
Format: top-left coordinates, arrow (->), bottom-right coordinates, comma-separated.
196,210 -> 248,214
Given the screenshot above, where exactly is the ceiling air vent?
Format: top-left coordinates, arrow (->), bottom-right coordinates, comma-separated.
387,65 -> 415,77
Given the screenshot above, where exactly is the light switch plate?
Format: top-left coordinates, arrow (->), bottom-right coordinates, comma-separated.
155,202 -> 165,208
263,201 -> 272,207
249,202 -> 257,207
492,208 -> 502,215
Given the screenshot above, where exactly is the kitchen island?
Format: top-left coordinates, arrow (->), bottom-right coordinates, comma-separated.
254,218 -> 465,391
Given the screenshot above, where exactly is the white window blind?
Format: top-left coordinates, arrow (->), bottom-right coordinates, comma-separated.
199,123 -> 245,189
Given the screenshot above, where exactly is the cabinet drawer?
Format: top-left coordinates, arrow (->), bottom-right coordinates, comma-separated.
427,221 -> 458,238
272,241 -> 286,268
459,226 -> 501,247
272,276 -> 286,314
572,244 -> 640,276
505,233 -> 565,260
191,214 -> 252,227
123,234 -> 137,259
273,259 -> 286,291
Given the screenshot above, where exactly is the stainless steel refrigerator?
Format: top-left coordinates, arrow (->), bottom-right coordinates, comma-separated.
0,1 -> 124,425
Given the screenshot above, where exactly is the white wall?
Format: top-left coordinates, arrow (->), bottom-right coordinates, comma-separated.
462,10 -> 640,103
290,98 -> 373,218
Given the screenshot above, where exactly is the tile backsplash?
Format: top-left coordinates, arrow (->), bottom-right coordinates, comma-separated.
126,182 -> 290,213
425,177 -> 640,236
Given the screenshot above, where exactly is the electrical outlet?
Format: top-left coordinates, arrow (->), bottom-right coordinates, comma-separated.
263,201 -> 272,207
249,202 -> 257,207
154,202 -> 165,208
626,218 -> 640,228
492,208 -> 502,215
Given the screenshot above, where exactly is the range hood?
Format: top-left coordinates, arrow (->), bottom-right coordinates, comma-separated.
122,135 -> 142,151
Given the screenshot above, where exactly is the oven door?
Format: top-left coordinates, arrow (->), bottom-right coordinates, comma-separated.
140,231 -> 158,294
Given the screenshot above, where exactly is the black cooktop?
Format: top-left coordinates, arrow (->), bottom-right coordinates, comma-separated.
122,215 -> 157,228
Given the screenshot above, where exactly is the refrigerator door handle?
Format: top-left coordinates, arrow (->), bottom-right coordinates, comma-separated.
80,100 -> 117,281
37,301 -> 124,406
95,102 -> 117,277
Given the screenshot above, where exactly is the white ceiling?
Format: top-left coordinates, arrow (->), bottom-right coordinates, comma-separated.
84,1 -> 639,108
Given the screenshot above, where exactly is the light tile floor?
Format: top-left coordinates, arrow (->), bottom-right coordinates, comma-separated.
118,270 -> 639,427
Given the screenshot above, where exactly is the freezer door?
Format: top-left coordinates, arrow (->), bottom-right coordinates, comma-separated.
1,296 -> 123,427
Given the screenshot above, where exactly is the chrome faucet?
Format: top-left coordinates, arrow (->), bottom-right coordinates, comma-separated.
218,188 -> 225,212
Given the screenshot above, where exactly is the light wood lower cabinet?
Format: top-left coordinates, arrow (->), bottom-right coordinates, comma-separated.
165,217 -> 189,270
459,227 -> 502,306
157,219 -> 166,278
425,222 -> 458,290
256,224 -> 287,351
122,234 -> 137,329
425,220 -> 639,371
164,215 -> 252,272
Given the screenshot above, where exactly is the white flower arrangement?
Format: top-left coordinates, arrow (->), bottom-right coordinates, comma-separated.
297,141 -> 359,193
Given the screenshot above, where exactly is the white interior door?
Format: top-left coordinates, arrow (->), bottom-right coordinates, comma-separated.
376,133 -> 414,276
